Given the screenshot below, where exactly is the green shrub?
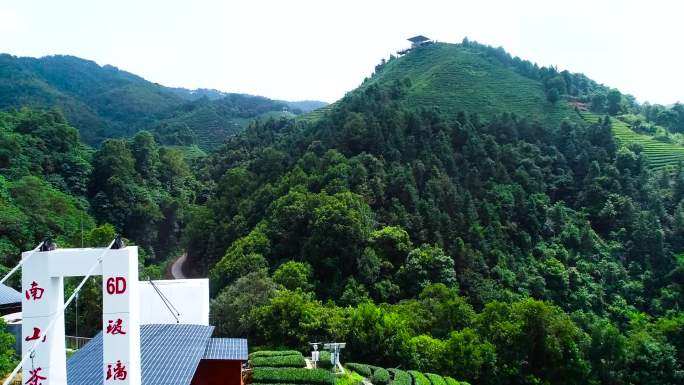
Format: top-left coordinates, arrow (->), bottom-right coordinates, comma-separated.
253,383 -> 324,385
251,354 -> 306,368
424,374 -> 447,385
443,377 -> 460,385
346,363 -> 372,377
371,367 -> 391,385
317,350 -> 332,369
387,369 -> 412,385
250,350 -> 302,358
409,371 -> 431,385
253,383 -> 302,385
252,368 -> 334,385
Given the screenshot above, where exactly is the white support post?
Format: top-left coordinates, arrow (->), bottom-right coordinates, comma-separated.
22,251 -> 67,385
102,247 -> 141,385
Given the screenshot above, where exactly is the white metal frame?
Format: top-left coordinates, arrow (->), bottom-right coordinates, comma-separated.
21,247 -> 142,385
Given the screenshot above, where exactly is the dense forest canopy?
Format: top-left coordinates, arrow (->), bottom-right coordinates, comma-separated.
1,39 -> 684,384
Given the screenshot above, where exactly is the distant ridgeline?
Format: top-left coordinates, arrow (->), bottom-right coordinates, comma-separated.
0,54 -> 327,148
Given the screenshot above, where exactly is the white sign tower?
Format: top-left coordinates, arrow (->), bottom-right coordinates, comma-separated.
21,244 -> 141,385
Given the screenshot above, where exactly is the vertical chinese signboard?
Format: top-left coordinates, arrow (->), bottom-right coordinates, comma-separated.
21,247 -> 142,385
102,247 -> 140,385
22,253 -> 66,385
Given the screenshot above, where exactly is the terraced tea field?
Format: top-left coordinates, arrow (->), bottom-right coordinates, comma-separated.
581,112 -> 684,171
297,104 -> 333,123
364,43 -> 582,126
300,43 -> 583,126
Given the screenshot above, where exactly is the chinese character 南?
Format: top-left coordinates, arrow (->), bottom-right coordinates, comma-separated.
25,281 -> 44,301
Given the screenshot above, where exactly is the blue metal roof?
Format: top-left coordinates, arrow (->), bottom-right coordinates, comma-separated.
67,329 -> 102,385
67,324 -> 215,385
0,284 -> 21,306
203,338 -> 248,360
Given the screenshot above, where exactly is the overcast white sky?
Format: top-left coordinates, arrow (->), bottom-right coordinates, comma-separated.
1,0 -> 682,104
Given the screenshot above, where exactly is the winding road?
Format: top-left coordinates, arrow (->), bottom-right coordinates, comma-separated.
170,253 -> 188,279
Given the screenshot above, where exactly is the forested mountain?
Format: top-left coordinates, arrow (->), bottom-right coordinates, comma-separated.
1,39 -> 684,385
0,54 -> 326,147
184,41 -> 684,385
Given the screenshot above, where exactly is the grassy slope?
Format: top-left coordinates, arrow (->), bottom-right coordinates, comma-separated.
360,43 -> 580,126
160,107 -> 296,149
581,112 -> 684,170
297,104 -> 333,123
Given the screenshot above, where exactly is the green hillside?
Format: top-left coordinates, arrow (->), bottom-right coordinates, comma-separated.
149,94 -> 295,148
581,111 -> 684,170
353,43 -> 583,126
0,54 -> 183,143
188,40 -> 684,385
0,54 -> 326,147
300,43 -> 596,129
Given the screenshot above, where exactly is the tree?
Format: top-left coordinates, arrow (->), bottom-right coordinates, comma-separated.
442,328 -> 496,382
211,269 -> 277,338
0,320 -> 16,377
607,89 -> 622,115
369,226 -> 413,268
545,75 -> 567,95
476,299 -> 590,385
591,93 -> 606,113
406,335 -> 446,373
339,277 -> 371,307
252,289 -> 346,351
300,191 -> 374,298
7,176 -> 95,249
273,261 -> 314,292
210,225 -> 270,294
89,133 -> 196,258
587,319 -> 626,385
623,329 -> 684,385
399,244 -> 457,297
131,131 -> 160,180
89,139 -> 137,231
546,88 -> 560,104
346,303 -> 412,367
417,284 -> 474,338
86,224 -> 117,247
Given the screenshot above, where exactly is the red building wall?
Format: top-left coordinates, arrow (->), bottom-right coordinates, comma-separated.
191,359 -> 243,385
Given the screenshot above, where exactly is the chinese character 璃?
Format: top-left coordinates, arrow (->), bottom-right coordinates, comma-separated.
106,360 -> 128,381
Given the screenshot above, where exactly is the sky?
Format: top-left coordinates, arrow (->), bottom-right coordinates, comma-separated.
1,0 -> 682,104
